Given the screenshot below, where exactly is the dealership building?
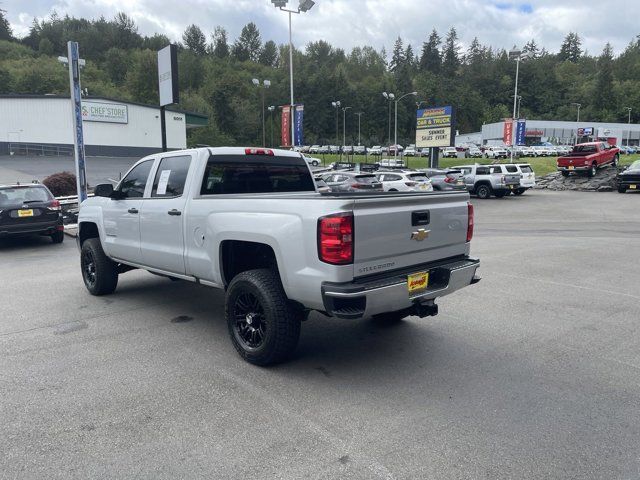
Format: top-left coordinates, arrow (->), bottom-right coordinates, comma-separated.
0,94 -> 207,157
457,119 -> 640,147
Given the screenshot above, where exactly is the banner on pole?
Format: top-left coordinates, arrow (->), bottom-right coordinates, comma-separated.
281,106 -> 291,147
415,106 -> 454,148
294,105 -> 304,146
503,118 -> 514,145
515,120 -> 526,145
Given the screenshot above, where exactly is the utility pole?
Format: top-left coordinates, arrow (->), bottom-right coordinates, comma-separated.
252,78 -> 271,147
342,106 -> 352,149
332,101 -> 340,147
268,105 -> 275,147
626,107 -> 632,146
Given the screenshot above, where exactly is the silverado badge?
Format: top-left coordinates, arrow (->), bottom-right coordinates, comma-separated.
411,228 -> 430,241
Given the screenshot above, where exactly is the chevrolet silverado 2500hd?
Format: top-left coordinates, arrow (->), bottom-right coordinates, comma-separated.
77,147 -> 480,365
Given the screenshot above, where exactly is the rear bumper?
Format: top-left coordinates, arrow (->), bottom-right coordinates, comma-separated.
557,165 -> 589,172
0,219 -> 63,237
321,257 -> 480,319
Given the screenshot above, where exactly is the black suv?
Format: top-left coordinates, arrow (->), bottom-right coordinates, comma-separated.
0,183 -> 64,243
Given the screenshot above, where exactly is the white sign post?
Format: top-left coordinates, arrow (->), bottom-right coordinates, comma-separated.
64,41 -> 88,203
157,45 -> 179,152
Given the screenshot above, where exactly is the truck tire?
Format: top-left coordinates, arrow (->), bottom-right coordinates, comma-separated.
225,269 -> 301,366
476,184 -> 492,199
618,186 -> 627,193
51,230 -> 64,244
612,154 -> 619,167
588,163 -> 597,177
81,238 -> 118,296
514,188 -> 526,195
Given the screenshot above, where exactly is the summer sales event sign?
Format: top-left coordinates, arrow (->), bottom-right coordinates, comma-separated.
81,101 -> 128,124
416,106 -> 453,148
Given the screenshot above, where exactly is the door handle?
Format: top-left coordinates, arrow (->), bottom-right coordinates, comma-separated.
168,209 -> 182,216
128,208 -> 138,214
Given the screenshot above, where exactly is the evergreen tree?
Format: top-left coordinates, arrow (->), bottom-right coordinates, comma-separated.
0,8 -> 12,41
259,40 -> 278,67
210,26 -> 229,58
594,43 -> 614,110
466,37 -> 483,64
419,29 -> 441,73
558,32 -> 582,62
389,37 -> 404,72
441,27 -> 460,77
232,22 -> 262,62
523,39 -> 539,58
182,24 -> 206,56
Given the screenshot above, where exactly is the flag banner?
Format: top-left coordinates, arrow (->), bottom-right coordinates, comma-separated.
281,106 -> 291,147
515,120 -> 526,145
503,118 -> 514,145
294,105 -> 304,146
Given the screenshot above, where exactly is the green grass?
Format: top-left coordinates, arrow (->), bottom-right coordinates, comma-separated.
311,153 -> 640,178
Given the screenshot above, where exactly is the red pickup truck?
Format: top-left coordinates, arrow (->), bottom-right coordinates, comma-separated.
557,142 -> 619,177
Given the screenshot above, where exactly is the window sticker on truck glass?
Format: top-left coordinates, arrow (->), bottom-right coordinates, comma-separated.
156,170 -> 171,196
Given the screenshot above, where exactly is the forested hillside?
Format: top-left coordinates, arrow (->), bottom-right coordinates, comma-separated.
2,8 -> 640,146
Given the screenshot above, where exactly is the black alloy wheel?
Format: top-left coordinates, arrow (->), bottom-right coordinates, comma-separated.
233,292 -> 267,349
82,248 -> 97,288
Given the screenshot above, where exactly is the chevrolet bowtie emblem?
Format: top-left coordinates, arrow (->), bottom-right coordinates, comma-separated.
411,228 -> 430,241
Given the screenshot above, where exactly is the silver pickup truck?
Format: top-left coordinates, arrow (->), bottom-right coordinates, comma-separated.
78,147 -> 480,365
454,164 -> 521,199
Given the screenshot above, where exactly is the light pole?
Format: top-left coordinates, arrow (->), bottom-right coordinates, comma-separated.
416,100 -> 428,110
393,91 -> 418,159
267,105 -> 275,147
382,92 -> 395,150
252,78 -> 271,147
331,101 -> 341,147
355,112 -> 364,146
571,102 -> 581,144
271,0 -> 315,148
626,107 -> 632,146
342,106 -> 352,151
509,47 -> 532,162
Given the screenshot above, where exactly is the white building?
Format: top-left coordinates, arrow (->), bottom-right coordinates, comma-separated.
457,119 -> 640,147
0,94 -> 207,157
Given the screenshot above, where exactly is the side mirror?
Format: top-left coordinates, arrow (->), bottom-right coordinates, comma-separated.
94,183 -> 114,198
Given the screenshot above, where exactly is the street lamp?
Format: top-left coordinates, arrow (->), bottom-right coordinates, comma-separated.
571,102 -> 582,144
331,101 -> 341,147
267,105 -> 276,147
416,100 -> 428,110
355,112 -> 364,146
252,78 -> 271,147
626,107 -> 632,146
512,95 -> 522,119
271,0 -> 315,148
509,47 -> 532,162
342,106 -> 352,153
393,91 -> 418,159
382,91 -> 395,149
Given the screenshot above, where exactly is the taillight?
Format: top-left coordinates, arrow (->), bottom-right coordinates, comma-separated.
351,183 -> 368,189
245,148 -> 274,156
48,199 -> 61,211
467,202 -> 474,242
318,213 -> 353,265
404,181 -> 417,187
444,176 -> 455,183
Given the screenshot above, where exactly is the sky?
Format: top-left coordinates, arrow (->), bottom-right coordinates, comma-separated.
2,0 -> 639,57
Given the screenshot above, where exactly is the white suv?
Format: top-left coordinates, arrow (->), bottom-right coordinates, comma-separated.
441,147 -> 458,158
369,146 -> 383,156
375,171 -> 434,192
484,146 -> 508,159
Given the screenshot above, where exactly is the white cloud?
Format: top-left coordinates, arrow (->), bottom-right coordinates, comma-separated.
3,0 -> 638,56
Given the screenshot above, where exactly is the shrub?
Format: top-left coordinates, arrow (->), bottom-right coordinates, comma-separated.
43,171 -> 77,196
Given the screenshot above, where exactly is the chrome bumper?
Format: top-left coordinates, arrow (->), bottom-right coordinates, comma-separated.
321,257 -> 480,319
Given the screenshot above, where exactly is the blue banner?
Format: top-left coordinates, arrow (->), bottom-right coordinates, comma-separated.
294,105 -> 304,146
515,120 -> 526,146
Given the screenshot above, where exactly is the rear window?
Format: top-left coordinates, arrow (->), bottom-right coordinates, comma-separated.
519,165 -> 533,173
200,155 -> 315,195
355,175 -> 378,184
407,173 -> 430,181
573,145 -> 596,153
505,165 -> 518,173
0,186 -> 52,207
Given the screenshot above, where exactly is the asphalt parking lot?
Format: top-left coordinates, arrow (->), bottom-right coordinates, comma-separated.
2,189 -> 640,479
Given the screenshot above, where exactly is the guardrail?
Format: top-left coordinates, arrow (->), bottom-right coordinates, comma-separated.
8,143 -> 74,157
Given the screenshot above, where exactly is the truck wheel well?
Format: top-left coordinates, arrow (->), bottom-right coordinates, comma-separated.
79,222 -> 99,246
220,240 -> 279,287
474,181 -> 492,191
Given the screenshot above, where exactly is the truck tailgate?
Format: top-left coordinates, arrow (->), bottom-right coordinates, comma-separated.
351,192 -> 469,277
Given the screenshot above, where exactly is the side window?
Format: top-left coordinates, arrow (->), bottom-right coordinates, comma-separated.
476,167 -> 490,175
387,174 -> 402,181
118,160 -> 153,198
151,155 -> 191,198
489,166 -> 502,174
